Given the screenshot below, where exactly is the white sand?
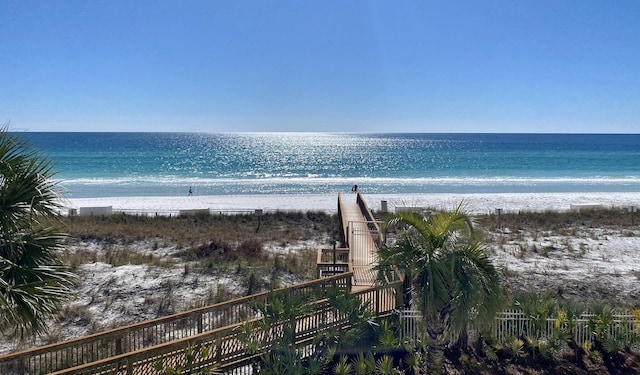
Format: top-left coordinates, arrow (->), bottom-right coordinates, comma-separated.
62,192 -> 640,215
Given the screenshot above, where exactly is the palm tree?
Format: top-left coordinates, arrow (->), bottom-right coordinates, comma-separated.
376,204 -> 504,372
0,128 -> 75,338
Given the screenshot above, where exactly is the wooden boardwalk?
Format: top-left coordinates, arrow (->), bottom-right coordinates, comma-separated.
339,193 -> 381,291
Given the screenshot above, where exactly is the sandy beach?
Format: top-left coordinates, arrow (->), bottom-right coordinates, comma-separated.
62,191 -> 640,215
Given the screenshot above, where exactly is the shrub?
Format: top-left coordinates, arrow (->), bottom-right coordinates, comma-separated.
236,239 -> 263,258
190,239 -> 232,258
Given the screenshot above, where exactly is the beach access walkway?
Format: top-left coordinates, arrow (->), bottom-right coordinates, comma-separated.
337,192 -> 383,291
316,192 -> 384,290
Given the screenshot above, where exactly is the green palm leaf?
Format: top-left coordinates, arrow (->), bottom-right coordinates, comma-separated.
0,127 -> 75,338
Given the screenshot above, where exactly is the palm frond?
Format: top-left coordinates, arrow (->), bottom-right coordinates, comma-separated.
0,127 -> 75,337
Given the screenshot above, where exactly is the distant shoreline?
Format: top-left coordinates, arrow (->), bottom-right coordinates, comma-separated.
61,191 -> 640,215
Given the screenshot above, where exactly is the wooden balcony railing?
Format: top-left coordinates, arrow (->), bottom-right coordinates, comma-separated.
46,282 -> 402,375
0,273 -> 353,375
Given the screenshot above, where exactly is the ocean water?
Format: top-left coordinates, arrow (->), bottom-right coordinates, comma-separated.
19,132 -> 640,198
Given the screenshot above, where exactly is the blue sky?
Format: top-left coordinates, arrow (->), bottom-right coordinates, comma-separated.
1,1 -> 639,133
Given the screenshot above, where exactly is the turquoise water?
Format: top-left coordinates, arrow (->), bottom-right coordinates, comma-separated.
20,132 -> 640,198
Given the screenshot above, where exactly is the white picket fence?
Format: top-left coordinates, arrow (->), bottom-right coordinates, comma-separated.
399,309 -> 639,346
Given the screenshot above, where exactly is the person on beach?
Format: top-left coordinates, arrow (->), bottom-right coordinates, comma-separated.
351,184 -> 358,193
188,186 -> 193,196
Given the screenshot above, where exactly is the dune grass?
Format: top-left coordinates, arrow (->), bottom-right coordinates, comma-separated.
62,210 -> 336,247
479,206 -> 637,232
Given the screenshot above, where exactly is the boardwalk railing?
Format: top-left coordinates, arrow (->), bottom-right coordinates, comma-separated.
316,247 -> 351,278
0,273 -> 353,375
347,222 -> 382,258
354,193 -> 384,247
356,192 -> 381,234
317,247 -> 350,264
46,282 -> 402,375
337,193 -> 348,246
400,309 -> 640,347
346,222 -> 381,287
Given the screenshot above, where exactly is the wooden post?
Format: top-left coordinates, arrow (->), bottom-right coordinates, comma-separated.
395,282 -> 403,309
332,241 -> 336,266
116,336 -> 123,355
197,314 -> 204,334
